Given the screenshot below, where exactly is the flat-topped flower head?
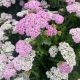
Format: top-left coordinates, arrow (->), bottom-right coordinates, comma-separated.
16,40 -> 32,56
24,0 -> 42,12
13,50 -> 36,71
45,25 -> 57,37
52,14 -> 64,24
58,62 -> 72,74
69,28 -> 80,43
26,26 -> 41,38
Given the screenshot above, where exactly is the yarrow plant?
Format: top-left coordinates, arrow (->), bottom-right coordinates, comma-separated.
0,0 -> 80,80
47,42 -> 76,80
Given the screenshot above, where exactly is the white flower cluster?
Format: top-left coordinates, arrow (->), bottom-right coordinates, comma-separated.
0,13 -> 18,41
47,42 -> 76,80
49,42 -> 76,68
0,62 -> 6,79
0,54 -> 8,79
0,0 -> 16,7
17,10 -> 29,17
49,46 -> 58,58
0,13 -> 12,21
0,28 -> 5,40
12,50 -> 36,71
0,13 -> 17,57
1,41 -> 15,56
1,19 -> 16,30
0,13 -> 13,41
58,42 -> 76,67
46,67 -> 68,80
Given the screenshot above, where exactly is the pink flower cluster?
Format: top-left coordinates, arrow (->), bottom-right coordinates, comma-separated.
16,11 -> 58,38
16,0 -> 64,38
66,4 -> 76,13
16,40 -> 32,56
24,0 -> 42,12
45,25 -> 57,37
58,62 -> 72,74
0,54 -> 16,80
52,14 -> 64,24
66,0 -> 80,17
65,0 -> 75,4
3,63 -> 16,80
0,40 -> 35,80
69,28 -> 80,43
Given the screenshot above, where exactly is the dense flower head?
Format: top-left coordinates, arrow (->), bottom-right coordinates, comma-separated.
26,26 -> 41,38
47,42 -> 76,80
2,41 -> 15,53
46,67 -> 68,80
12,50 -> 36,71
69,28 -> 80,43
16,11 -> 60,38
0,54 -> 16,80
52,14 -> 64,24
37,10 -> 52,21
0,50 -> 35,80
3,68 -> 16,80
45,25 -> 57,37
49,45 -> 58,57
58,62 -> 72,74
58,42 -> 76,67
24,0 -> 42,12
16,0 -> 65,38
16,12 -> 48,38
16,18 -> 26,35
0,62 -> 6,79
1,13 -> 12,20
66,4 -> 76,13
16,40 -> 32,56
48,42 -> 76,79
